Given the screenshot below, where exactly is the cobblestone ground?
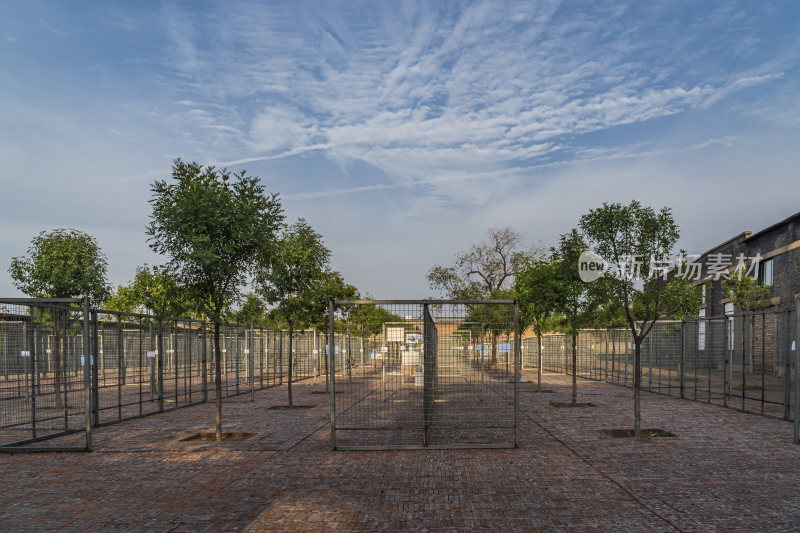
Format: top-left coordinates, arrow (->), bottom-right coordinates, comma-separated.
2,370 -> 800,531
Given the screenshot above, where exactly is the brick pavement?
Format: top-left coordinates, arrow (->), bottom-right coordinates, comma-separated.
2,371 -> 800,531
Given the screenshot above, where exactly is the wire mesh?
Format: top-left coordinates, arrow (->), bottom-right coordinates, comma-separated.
0,296 -> 324,447
526,306 -> 798,423
330,300 -> 518,450
0,299 -> 89,448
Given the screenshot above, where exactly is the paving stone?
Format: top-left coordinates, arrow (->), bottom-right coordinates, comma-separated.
2,373 -> 800,531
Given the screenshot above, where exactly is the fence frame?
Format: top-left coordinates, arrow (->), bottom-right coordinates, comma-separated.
0,297 -> 92,453
0,298 -> 324,451
329,299 -> 519,451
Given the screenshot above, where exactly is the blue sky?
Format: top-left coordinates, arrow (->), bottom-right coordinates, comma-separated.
2,1 -> 799,298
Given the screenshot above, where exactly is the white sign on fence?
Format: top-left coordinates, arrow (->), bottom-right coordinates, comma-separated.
146,350 -> 156,358
20,351 -> 30,357
386,327 -> 405,342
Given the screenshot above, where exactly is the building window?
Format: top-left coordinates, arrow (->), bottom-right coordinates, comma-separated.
759,258 -> 774,286
698,309 -> 706,351
725,302 -> 734,350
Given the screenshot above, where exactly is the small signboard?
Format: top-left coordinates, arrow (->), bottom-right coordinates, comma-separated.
20,351 -> 30,357
325,345 -> 340,355
312,349 -> 318,355
386,327 -> 405,343
498,342 -> 511,353
146,350 -> 156,358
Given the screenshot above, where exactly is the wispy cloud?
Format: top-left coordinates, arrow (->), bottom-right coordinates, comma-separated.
151,1 -> 796,204
1,1 -> 799,297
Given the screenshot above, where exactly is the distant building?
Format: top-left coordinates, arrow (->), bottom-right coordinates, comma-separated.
689,211 -> 800,317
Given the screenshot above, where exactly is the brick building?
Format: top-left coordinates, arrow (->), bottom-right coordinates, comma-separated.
690,211 -> 800,317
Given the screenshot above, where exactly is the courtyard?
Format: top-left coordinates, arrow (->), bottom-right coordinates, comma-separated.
2,369 -> 799,532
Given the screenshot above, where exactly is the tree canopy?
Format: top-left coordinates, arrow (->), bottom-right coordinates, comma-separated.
722,265 -> 772,312
9,228 -> 110,305
428,226 -> 537,299
147,159 -> 283,325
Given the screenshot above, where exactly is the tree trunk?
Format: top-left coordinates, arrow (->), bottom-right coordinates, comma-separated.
537,333 -> 543,392
634,338 -> 641,437
571,333 -> 577,406
287,322 -> 294,407
214,322 -> 223,441
491,333 -> 498,366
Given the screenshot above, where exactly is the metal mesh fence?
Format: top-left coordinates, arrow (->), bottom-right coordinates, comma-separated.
0,297 -> 332,448
0,299 -> 90,450
329,300 -> 519,450
524,306 -> 798,423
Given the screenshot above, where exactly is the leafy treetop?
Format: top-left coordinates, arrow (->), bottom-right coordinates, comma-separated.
9,228 -> 110,305
147,159 -> 283,325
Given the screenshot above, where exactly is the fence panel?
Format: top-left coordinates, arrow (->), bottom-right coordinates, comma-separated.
330,300 -> 519,450
0,299 -> 90,450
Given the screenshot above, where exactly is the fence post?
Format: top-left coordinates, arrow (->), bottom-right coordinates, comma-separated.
201,322 -> 208,402
28,306 -> 37,439
91,310 -> 99,427
329,300 -> 336,451
723,316 -> 729,408
279,330 -> 284,385
117,315 -> 123,421
794,298 -> 799,444
680,320 -> 686,400
249,322 -> 255,402
785,310 -> 791,420
82,298 -> 93,451
604,329 -> 609,382
480,323 -> 485,389
157,321 -> 164,413
514,301 -> 520,448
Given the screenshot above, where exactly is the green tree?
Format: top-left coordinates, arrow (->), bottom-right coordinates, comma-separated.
230,293 -> 267,326
104,264 -> 192,325
9,228 -> 111,409
9,228 -> 110,304
147,159 -> 283,439
132,265 -> 190,320
722,266 -> 772,312
256,219 -> 332,406
103,284 -> 140,315
551,229 -> 599,406
579,201 -> 684,435
428,227 -> 537,364
515,253 -> 560,391
428,226 -> 534,299
463,288 -> 517,369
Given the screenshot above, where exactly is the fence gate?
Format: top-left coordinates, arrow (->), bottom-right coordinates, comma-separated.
329,300 -> 519,450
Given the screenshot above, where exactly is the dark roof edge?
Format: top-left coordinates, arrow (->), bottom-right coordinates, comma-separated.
745,211 -> 800,242
696,231 -> 751,260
